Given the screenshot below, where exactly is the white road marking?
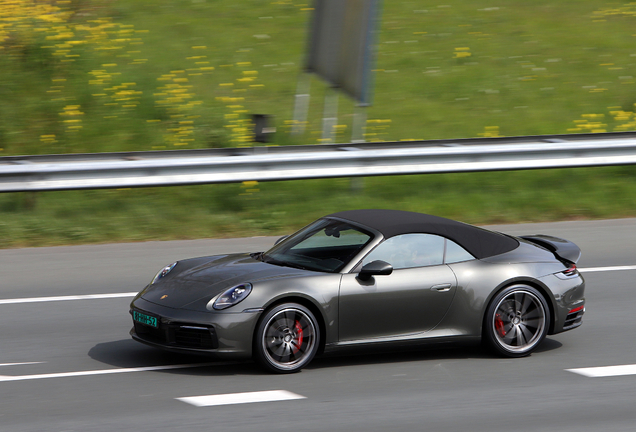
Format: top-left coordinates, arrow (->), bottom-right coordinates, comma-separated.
567,364 -> 636,378
0,292 -> 137,305
579,265 -> 636,273
0,362 -> 217,382
177,390 -> 306,407
0,362 -> 45,367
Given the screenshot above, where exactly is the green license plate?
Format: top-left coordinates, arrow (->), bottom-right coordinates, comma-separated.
133,311 -> 158,328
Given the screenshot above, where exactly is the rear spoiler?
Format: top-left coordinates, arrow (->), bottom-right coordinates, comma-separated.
520,235 -> 582,264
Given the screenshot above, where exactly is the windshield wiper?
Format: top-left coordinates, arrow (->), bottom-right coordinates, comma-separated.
262,254 -> 312,271
282,262 -> 312,271
261,254 -> 283,265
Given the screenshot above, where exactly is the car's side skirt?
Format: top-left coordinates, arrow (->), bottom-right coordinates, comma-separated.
325,328 -> 479,352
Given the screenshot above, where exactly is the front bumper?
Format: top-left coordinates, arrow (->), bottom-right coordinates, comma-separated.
130,297 -> 262,358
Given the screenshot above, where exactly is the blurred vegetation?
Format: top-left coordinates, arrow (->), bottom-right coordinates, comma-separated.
2,166 -> 636,248
1,0 -> 636,247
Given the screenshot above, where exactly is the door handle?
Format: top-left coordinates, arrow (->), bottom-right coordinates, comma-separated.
430,283 -> 452,292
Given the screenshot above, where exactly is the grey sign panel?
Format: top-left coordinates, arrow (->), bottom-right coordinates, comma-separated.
306,0 -> 381,105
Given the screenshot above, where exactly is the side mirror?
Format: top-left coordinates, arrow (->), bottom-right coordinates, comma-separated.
274,235 -> 289,245
358,260 -> 393,282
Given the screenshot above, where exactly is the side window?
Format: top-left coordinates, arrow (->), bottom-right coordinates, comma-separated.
362,234 -> 445,270
445,239 -> 474,263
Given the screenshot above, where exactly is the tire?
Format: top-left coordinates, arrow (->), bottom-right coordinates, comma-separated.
483,285 -> 550,358
254,303 -> 320,373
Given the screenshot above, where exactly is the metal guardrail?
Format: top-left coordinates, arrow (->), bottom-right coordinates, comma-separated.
1,132 -> 636,192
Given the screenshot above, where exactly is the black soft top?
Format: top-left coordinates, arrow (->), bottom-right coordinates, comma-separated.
328,209 -> 519,259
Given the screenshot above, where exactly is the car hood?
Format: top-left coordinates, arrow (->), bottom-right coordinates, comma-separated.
140,253 -> 309,310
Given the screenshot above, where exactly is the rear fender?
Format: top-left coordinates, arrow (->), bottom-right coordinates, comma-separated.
478,277 -> 557,336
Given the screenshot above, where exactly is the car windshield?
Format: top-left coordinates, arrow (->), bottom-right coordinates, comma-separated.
262,219 -> 374,273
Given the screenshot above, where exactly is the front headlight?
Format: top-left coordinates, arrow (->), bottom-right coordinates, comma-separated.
210,283 -> 253,310
151,262 -> 177,284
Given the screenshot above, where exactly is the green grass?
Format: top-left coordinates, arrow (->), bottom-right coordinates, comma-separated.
1,165 -> 635,248
1,0 -> 636,248
2,0 -> 636,153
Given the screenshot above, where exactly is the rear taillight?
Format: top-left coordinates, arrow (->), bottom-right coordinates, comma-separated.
562,264 -> 578,276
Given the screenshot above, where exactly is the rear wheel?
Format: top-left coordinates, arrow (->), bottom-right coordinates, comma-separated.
484,285 -> 549,357
254,303 -> 320,373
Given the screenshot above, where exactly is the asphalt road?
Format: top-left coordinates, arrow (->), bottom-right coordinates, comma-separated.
1,219 -> 635,432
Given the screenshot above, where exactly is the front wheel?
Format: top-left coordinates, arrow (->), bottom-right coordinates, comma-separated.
483,285 -> 550,357
254,303 -> 320,373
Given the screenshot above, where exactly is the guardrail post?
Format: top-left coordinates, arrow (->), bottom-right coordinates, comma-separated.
351,105 -> 367,143
292,73 -> 311,135
321,87 -> 339,143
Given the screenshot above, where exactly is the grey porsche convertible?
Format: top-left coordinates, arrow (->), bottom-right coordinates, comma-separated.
130,209 -> 585,373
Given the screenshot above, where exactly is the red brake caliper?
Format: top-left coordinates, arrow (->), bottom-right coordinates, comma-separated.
495,313 -> 507,338
292,320 -> 304,353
